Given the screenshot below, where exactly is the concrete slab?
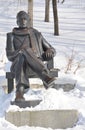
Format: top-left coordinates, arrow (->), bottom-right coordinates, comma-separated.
5,109 -> 79,129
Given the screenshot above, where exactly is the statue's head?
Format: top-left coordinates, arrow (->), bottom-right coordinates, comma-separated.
16,11 -> 31,28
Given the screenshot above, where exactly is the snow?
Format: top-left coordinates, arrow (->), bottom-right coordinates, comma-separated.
0,0 -> 85,130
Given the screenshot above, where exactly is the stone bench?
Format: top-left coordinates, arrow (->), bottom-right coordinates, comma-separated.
53,78 -> 77,91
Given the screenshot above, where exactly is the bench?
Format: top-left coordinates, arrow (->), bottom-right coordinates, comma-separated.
6,58 -> 59,93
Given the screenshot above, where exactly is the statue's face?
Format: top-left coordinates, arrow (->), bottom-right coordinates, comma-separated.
17,14 -> 28,28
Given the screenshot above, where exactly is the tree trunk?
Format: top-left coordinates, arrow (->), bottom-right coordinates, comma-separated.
28,0 -> 33,27
52,0 -> 59,35
45,0 -> 50,22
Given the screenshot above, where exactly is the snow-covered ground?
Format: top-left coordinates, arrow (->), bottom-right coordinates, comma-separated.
0,0 -> 85,130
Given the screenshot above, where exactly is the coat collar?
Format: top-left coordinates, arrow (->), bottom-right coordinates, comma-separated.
12,27 -> 32,35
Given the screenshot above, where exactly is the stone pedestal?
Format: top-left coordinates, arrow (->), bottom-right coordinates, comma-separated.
5,109 -> 79,129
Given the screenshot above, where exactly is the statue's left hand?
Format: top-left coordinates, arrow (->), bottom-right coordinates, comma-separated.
42,48 -> 54,60
45,48 -> 54,58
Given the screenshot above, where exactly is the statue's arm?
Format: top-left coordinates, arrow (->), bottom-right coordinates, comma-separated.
6,33 -> 19,61
41,34 -> 56,56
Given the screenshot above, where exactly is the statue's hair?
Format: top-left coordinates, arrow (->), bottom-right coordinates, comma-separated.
17,11 -> 29,19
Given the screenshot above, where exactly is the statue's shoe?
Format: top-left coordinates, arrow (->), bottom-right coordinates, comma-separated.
47,77 -> 56,88
15,86 -> 25,102
44,77 -> 56,89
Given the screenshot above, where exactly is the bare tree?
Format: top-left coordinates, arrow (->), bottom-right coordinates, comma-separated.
52,0 -> 59,35
45,0 -> 50,22
65,48 -> 76,73
73,59 -> 85,74
27,0 -> 33,27
63,46 -> 85,74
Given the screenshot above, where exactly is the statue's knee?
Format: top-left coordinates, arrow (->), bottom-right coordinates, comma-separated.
18,53 -> 25,62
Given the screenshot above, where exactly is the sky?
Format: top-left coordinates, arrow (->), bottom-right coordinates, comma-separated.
0,0 -> 85,130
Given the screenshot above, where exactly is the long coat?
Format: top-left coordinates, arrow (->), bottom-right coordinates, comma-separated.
6,27 -> 56,62
6,27 -> 56,88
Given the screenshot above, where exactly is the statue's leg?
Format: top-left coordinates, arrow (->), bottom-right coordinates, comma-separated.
11,53 -> 30,91
23,48 -> 55,88
11,53 -> 31,101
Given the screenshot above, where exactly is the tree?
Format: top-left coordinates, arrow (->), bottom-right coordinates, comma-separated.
45,0 -> 50,22
27,0 -> 33,27
52,0 -> 59,35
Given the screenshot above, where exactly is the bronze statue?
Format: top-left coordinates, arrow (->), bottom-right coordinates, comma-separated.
6,11 -> 56,101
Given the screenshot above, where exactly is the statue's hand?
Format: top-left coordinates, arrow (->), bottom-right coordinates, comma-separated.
18,45 -> 28,54
45,48 -> 54,58
42,48 -> 54,61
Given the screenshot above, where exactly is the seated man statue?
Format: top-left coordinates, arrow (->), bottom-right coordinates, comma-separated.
6,11 -> 56,101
